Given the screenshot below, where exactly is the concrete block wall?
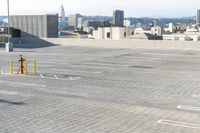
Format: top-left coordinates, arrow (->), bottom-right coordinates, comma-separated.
10,14 -> 58,38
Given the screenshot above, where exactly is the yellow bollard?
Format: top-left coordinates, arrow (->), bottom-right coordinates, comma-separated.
24,61 -> 27,75
33,59 -> 36,75
10,59 -> 13,75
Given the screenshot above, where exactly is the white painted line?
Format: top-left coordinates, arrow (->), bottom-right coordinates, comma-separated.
183,48 -> 192,51
157,119 -> 200,130
54,75 -> 59,79
58,76 -> 81,81
0,90 -> 33,97
143,53 -> 176,56
73,77 -> 81,80
82,62 -> 130,67
39,75 -> 80,81
50,68 -> 102,74
92,72 -> 102,74
134,57 -> 161,60
129,59 -> 158,62
192,94 -> 200,98
0,90 -> 18,95
11,82 -> 47,88
40,74 -> 45,78
0,80 -> 47,88
177,105 -> 200,112
1,70 -> 4,74
68,76 -> 74,80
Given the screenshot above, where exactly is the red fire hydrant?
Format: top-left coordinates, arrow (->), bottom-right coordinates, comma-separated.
17,54 -> 26,75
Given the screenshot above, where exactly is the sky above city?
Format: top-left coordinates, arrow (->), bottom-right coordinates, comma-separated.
0,0 -> 200,18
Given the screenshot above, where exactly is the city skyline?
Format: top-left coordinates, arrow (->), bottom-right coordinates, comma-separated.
0,0 -> 200,18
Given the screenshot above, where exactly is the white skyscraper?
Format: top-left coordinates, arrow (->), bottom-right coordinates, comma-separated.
77,17 -> 83,29
59,5 -> 65,22
58,5 -> 67,30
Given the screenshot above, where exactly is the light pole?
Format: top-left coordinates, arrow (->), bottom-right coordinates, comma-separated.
7,0 -> 10,43
5,0 -> 13,52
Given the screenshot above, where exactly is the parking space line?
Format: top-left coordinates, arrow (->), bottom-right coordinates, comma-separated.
0,90 -> 18,95
157,119 -> 200,129
177,105 -> 200,112
40,74 -> 45,78
0,90 -> 33,97
143,53 -> 176,56
54,75 -> 59,79
0,80 -> 47,88
50,68 -> 102,74
38,74 -> 81,81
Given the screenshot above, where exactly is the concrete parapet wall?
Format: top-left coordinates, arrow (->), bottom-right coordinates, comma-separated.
13,37 -> 200,50
43,38 -> 200,50
163,34 -> 200,41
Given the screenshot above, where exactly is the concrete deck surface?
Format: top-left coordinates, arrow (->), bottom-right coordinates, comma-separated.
0,40 -> 200,132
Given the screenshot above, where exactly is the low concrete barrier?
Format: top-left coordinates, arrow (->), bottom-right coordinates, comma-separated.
10,37 -> 200,50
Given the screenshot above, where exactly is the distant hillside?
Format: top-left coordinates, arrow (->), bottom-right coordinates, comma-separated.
178,16 -> 196,20
81,15 -> 196,26
127,17 -> 196,27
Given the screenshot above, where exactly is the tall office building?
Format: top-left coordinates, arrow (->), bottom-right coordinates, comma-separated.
197,10 -> 200,25
68,14 -> 82,28
77,18 -> 83,29
113,10 -> 124,27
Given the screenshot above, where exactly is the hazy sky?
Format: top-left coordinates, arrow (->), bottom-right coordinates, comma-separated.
0,0 -> 199,17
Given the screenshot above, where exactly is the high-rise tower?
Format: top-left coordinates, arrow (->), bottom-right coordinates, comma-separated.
113,10 -> 124,27
197,10 -> 200,25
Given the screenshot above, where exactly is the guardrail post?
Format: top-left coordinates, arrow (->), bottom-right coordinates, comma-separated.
33,59 -> 36,75
10,59 -> 13,75
24,60 -> 27,75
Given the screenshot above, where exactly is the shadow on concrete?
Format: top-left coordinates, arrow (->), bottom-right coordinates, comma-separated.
0,99 -> 26,106
12,37 -> 61,49
13,50 -> 37,53
5,30 -> 60,49
183,53 -> 195,55
145,33 -> 163,40
1,27 -> 61,49
128,33 -> 163,40
13,42 -> 60,49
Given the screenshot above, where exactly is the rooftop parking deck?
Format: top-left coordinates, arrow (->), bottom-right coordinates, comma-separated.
0,40 -> 200,132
